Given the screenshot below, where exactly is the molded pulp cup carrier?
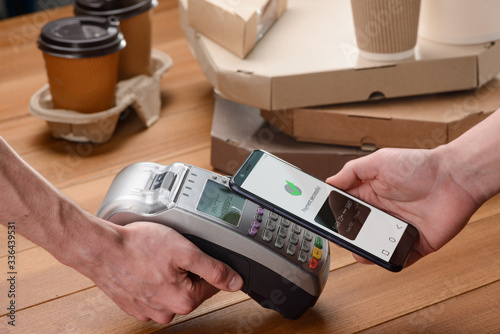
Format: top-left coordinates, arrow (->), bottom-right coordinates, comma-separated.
30,50 -> 173,143
74,0 -> 159,80
38,16 -> 125,113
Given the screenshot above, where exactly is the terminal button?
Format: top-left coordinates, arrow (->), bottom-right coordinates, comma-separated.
286,243 -> 296,256
314,236 -> 323,249
280,218 -> 291,227
309,257 -> 319,270
269,212 -> 279,221
297,250 -> 308,263
265,219 -> 276,231
292,224 -> 302,234
312,247 -> 322,260
248,227 -> 258,236
277,226 -> 288,238
289,233 -> 299,245
262,229 -> 273,242
274,236 -> 285,249
300,240 -> 310,252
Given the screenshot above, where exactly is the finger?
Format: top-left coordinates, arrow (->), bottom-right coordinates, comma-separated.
183,249 -> 243,293
155,226 -> 243,293
352,253 -> 374,265
98,279 -> 175,324
329,150 -> 392,189
326,155 -> 381,191
402,249 -> 423,268
326,162 -> 363,191
191,277 -> 224,301
134,299 -> 176,324
114,297 -> 152,322
156,277 -> 220,316
95,283 -> 152,322
151,313 -> 176,325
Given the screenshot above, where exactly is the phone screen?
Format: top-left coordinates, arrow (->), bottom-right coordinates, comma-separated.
232,151 -> 415,267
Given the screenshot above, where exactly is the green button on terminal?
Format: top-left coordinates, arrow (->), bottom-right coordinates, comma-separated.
315,236 -> 323,249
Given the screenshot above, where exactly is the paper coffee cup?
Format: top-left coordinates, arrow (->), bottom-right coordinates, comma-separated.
351,0 -> 421,61
38,16 -> 126,113
419,0 -> 500,45
74,0 -> 158,80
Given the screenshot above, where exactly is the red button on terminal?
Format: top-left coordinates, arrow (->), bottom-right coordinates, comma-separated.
309,257 -> 319,270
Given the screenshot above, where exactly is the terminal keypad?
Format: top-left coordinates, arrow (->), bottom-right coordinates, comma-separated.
248,206 -> 325,271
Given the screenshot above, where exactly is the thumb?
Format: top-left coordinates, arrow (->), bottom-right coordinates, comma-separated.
326,153 -> 380,190
326,165 -> 362,191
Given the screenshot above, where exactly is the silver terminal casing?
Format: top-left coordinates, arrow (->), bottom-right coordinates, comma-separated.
97,162 -> 330,319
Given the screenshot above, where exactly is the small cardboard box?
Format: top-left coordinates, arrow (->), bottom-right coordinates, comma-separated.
261,76 -> 500,150
187,0 -> 287,58
211,95 -> 368,180
180,0 -> 500,110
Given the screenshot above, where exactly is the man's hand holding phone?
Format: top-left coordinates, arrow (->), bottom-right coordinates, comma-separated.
230,150 -> 419,272
326,147 -> 481,268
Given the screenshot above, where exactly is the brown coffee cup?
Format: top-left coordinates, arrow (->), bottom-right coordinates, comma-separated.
74,0 -> 158,81
38,16 -> 125,113
351,0 -> 421,61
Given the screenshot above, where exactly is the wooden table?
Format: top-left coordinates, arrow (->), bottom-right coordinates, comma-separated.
1,2 -> 499,333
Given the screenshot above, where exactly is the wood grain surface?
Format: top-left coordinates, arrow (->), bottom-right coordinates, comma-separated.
0,1 -> 499,333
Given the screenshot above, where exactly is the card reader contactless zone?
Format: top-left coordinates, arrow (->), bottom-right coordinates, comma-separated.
97,162 -> 330,319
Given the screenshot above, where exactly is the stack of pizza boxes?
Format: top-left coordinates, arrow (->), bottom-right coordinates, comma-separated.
181,0 -> 500,179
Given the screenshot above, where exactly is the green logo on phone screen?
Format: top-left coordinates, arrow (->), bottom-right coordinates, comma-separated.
285,180 -> 302,196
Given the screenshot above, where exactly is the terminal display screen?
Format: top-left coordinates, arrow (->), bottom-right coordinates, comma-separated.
197,180 -> 245,227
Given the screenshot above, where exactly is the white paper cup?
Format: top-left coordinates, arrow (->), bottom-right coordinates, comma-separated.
419,0 -> 500,45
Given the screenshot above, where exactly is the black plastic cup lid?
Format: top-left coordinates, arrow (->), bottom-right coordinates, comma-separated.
38,16 -> 126,59
74,0 -> 158,20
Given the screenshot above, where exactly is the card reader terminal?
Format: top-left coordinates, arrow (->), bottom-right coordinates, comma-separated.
97,162 -> 330,319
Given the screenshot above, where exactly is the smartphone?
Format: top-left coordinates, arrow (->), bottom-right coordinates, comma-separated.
229,150 -> 419,272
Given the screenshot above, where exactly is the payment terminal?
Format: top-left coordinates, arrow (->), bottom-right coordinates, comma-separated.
97,162 -> 330,319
